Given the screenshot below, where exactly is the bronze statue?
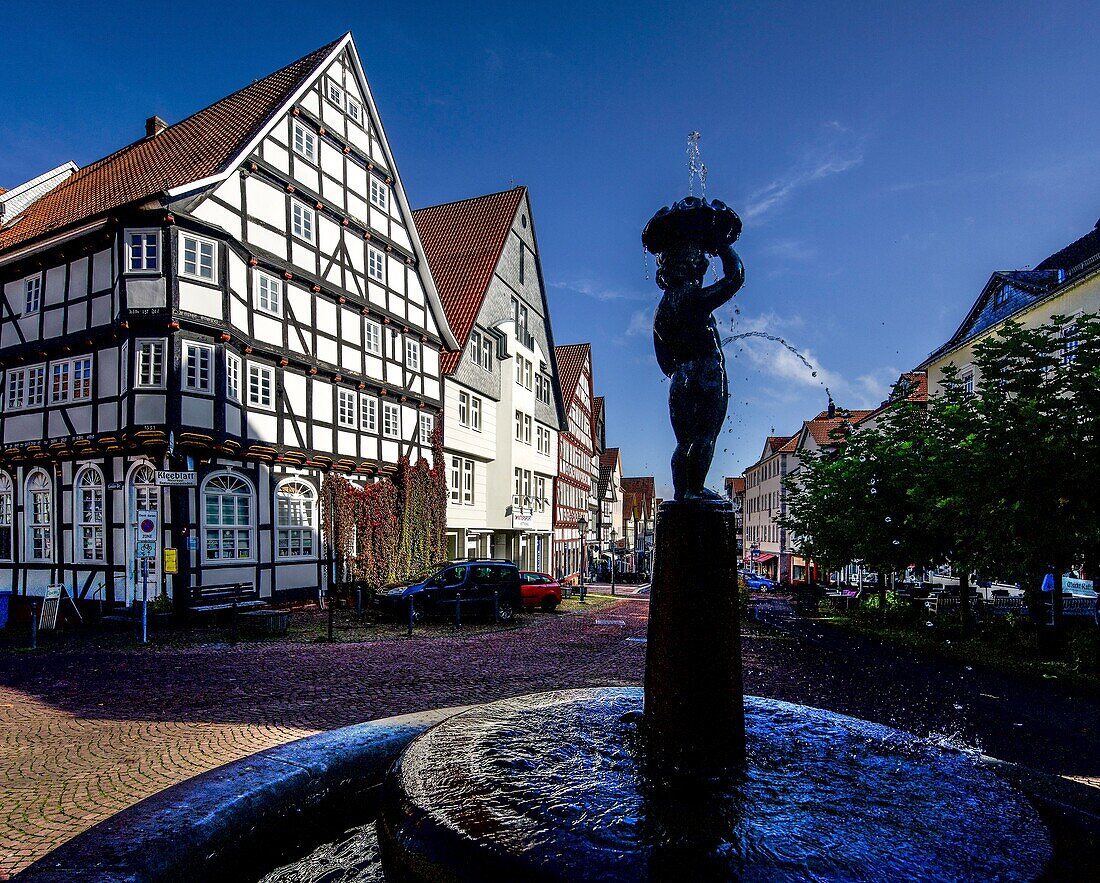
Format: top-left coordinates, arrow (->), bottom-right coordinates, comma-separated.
644,197 -> 744,501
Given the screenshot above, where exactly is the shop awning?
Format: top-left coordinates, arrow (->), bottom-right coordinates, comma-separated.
753,553 -> 777,563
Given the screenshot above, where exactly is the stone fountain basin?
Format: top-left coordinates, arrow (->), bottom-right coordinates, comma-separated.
15,690 -> 1100,882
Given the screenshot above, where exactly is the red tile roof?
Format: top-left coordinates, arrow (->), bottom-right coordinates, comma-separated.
725,476 -> 745,495
555,343 -> 591,406
0,37 -> 345,254
621,476 -> 655,498
600,447 -> 620,469
621,476 -> 656,519
592,395 -> 604,423
766,435 -> 794,454
412,187 -> 525,375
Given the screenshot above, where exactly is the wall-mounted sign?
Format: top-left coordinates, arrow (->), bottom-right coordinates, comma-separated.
155,471 -> 197,487
164,548 -> 178,574
511,508 -> 534,530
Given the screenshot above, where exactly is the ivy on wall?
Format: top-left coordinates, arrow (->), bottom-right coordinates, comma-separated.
321,423 -> 447,590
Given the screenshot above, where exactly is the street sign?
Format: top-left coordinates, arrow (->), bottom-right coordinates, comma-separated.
136,541 -> 157,559
137,509 -> 157,541
164,548 -> 178,574
155,471 -> 197,487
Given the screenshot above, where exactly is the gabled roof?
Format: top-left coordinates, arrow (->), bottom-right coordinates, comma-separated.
412,187 -> 526,374
1035,219 -> 1100,274
0,36 -> 344,253
599,447 -> 620,469
592,395 -> 604,424
555,343 -> 591,406
724,476 -> 745,496
763,435 -> 794,457
621,476 -> 656,520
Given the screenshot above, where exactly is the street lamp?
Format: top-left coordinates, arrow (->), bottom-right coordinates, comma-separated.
610,528 -> 618,597
576,516 -> 588,603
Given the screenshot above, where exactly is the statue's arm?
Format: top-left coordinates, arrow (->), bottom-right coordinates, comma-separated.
699,245 -> 744,313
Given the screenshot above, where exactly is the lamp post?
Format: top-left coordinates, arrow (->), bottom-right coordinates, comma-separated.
610,528 -> 618,597
576,516 -> 588,604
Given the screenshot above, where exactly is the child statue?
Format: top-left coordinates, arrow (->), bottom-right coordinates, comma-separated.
644,198 -> 744,501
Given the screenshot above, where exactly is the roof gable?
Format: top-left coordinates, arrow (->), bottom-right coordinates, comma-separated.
412,187 -> 525,373
555,343 -> 591,405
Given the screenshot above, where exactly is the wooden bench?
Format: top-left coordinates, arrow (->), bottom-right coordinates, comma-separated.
240,608 -> 290,635
985,597 -> 1027,617
191,582 -> 266,613
1058,596 -> 1098,624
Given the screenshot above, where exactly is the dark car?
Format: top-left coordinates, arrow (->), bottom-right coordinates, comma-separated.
741,572 -> 776,591
374,560 -> 522,623
519,572 -> 563,611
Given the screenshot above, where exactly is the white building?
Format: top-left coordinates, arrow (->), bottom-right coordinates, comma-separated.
414,188 -> 566,572
0,34 -> 456,607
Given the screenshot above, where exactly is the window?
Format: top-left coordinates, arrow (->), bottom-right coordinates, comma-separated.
6,370 -> 25,410
536,373 -> 552,405
184,343 -> 213,392
346,95 -> 362,124
419,412 -> 434,443
367,244 -> 385,282
370,177 -> 387,210
515,410 -> 523,442
449,458 -> 476,506
23,275 -> 42,315
471,330 -> 493,372
535,476 -> 547,511
463,459 -> 475,504
202,473 -> 254,561
292,121 -> 316,162
51,362 -> 70,403
337,388 -> 357,428
405,339 -> 421,371
458,391 -> 469,427
248,364 -> 274,409
27,366 -> 45,406
382,401 -> 400,438
72,357 -> 92,400
519,246 -> 525,284
75,466 -> 105,562
25,469 -> 52,562
365,320 -> 383,356
276,480 -> 316,559
255,270 -> 282,315
136,340 -> 165,388
0,474 -> 12,560
180,233 -> 216,281
226,353 -> 241,402
962,371 -> 974,397
515,411 -> 531,445
993,285 -> 1008,308
292,202 -> 315,243
360,394 -> 378,432
470,395 -> 482,431
449,457 -> 461,504
537,425 -> 551,456
326,79 -> 344,105
126,229 -> 160,273
523,359 -> 533,390
1062,322 -> 1079,365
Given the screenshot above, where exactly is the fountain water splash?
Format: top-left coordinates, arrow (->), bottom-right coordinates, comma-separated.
687,131 -> 707,198
722,330 -> 821,380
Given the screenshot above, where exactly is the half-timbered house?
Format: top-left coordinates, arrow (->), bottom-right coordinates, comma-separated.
0,34 -> 457,609
414,188 -> 566,572
553,343 -> 599,580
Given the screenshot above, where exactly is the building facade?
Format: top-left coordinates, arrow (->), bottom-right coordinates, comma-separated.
620,475 -> 655,575
596,446 -> 623,574
413,187 -> 565,572
723,475 -> 745,562
553,343 -> 598,580
0,35 -> 456,607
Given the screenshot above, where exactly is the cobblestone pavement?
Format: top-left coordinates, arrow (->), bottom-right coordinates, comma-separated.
5,594 -> 1100,877
0,602 -> 649,878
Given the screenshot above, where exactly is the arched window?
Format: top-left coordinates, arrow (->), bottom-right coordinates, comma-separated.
275,480 -> 317,559
202,472 -> 254,561
75,465 -> 105,562
25,469 -> 53,562
0,473 -> 12,560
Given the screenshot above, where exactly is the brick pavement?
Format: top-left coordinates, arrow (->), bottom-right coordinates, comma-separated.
0,601 -> 649,878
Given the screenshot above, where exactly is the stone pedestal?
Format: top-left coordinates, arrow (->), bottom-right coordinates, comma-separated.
644,500 -> 744,767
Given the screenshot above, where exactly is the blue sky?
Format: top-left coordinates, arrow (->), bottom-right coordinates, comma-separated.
3,1 -> 1098,496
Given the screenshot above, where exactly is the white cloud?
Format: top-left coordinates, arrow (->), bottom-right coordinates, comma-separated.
551,279 -> 651,303
742,122 -> 866,222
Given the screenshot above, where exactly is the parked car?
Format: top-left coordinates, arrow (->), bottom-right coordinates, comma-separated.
519,572 -> 563,611
374,560 -> 522,623
741,573 -> 776,591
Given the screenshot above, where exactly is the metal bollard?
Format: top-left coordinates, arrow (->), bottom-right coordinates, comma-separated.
327,593 -> 335,642
407,595 -> 414,637
494,589 -> 499,622
231,593 -> 239,646
356,588 -> 362,616
30,598 -> 39,650
454,592 -> 462,629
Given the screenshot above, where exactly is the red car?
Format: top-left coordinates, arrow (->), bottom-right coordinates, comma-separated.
519,572 -> 562,611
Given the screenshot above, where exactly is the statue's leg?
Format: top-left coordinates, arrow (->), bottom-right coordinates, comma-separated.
668,370 -> 694,499
682,358 -> 728,498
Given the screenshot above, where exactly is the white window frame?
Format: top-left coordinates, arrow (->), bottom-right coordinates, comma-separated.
225,352 -> 241,402
462,459 -> 474,505
248,363 -> 275,410
523,413 -> 532,445
337,388 -> 357,428
405,339 -> 421,371
449,456 -> 462,505
255,269 -> 283,316
471,395 -> 482,431
292,201 -> 316,243
125,229 -> 160,274
458,391 -> 470,427
419,412 -> 434,444
27,365 -> 45,407
201,472 -> 256,562
135,339 -> 166,389
0,473 -> 12,561
326,79 -> 345,106
275,479 -> 317,560
365,320 -> 383,356
367,244 -> 385,283
51,361 -> 70,404
369,177 -> 387,210
183,342 -> 213,393
180,232 -> 217,282
471,330 -> 493,372
6,369 -> 25,411
23,274 -> 42,316
292,121 -> 317,162
74,465 -> 105,563
360,394 -> 378,432
382,400 -> 400,439
346,94 -> 363,124
24,468 -> 53,563
72,356 -> 93,400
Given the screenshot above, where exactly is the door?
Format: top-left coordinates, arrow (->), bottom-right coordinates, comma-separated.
127,463 -> 162,605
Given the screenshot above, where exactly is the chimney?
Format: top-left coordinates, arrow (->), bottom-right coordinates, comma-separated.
145,116 -> 168,138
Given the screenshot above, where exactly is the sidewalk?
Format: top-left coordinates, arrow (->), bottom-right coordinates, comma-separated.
566,581 -> 650,599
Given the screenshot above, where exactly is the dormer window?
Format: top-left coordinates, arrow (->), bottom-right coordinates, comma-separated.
292,121 -> 316,162
993,285 -> 1008,308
